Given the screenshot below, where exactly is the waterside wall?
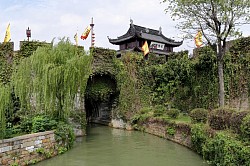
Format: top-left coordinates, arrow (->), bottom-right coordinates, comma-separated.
140,118 -> 193,148
0,131 -> 57,166
111,118 -> 193,148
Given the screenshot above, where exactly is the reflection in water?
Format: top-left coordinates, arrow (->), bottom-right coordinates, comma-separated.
36,125 -> 208,166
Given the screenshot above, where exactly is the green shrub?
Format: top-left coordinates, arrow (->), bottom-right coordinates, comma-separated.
166,127 -> 176,136
202,132 -> 250,166
140,107 -> 153,114
131,107 -> 153,124
19,116 -> 33,133
32,116 -> 47,133
153,105 -> 166,117
55,122 -> 75,150
208,108 -> 235,130
189,108 -> 208,123
70,110 -> 87,129
240,115 -> 250,141
31,115 -> 57,133
131,113 -> 151,125
166,108 -> 180,119
230,111 -> 249,134
191,124 -> 208,154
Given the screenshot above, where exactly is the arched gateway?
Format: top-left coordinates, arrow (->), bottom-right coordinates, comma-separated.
85,73 -> 118,124
84,48 -> 119,124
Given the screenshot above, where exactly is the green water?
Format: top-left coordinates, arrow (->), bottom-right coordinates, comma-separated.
37,125 -> 208,166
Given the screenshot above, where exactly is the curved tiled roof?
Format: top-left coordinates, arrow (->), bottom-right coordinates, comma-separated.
108,23 -> 183,47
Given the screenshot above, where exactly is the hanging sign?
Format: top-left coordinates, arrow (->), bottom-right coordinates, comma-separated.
150,41 -> 165,50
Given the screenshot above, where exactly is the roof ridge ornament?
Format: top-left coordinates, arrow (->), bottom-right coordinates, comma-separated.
159,26 -> 162,34
130,18 -> 135,31
130,18 -> 133,25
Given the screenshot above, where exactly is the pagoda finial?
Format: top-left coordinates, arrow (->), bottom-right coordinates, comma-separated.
159,26 -> 162,34
130,18 -> 133,25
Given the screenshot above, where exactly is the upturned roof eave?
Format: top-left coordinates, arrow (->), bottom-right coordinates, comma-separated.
108,34 -> 135,44
139,34 -> 183,46
109,35 -> 183,46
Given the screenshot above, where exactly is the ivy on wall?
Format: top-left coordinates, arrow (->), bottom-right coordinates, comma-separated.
89,48 -> 154,120
0,42 -> 14,84
225,37 -> 250,102
19,41 -> 52,57
85,75 -> 116,102
137,37 -> 250,112
113,52 -> 153,120
0,84 -> 11,138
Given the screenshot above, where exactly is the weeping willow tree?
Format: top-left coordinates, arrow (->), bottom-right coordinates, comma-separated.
0,84 -> 11,138
0,84 -> 10,138
11,39 -> 92,121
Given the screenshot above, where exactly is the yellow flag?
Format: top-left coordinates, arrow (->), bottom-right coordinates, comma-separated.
74,33 -> 78,46
4,23 -> 11,43
142,40 -> 149,56
194,30 -> 202,48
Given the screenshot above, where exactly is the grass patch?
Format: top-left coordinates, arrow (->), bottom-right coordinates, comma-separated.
156,113 -> 191,124
174,114 -> 191,123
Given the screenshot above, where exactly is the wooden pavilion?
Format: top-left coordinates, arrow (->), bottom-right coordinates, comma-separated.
108,20 -> 183,57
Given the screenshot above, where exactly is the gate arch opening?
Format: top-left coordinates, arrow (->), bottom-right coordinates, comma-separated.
85,74 -> 118,124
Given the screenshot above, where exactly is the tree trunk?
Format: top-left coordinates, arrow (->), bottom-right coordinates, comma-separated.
218,59 -> 225,107
217,41 -> 225,107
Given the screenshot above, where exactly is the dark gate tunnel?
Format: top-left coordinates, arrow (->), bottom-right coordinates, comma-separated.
85,74 -> 118,124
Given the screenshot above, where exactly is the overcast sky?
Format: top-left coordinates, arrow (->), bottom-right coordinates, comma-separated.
0,0 -> 249,53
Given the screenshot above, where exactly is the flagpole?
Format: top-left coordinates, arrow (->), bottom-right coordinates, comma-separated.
90,17 -> 95,47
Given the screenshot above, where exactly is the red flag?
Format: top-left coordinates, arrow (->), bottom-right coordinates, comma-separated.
81,25 -> 91,40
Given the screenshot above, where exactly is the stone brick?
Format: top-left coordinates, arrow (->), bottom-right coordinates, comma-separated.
35,140 -> 42,145
21,150 -> 29,155
0,143 -> 9,148
12,144 -> 21,150
1,159 -> 9,165
49,135 -> 55,141
42,139 -> 49,143
8,159 -> 15,165
25,146 -> 35,152
19,154 -> 25,158
22,141 -> 34,148
24,138 -> 34,143
0,146 -> 13,153
14,140 -> 21,145
36,144 -> 42,148
38,136 -> 46,140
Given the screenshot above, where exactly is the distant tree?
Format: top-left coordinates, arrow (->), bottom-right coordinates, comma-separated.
162,0 -> 250,107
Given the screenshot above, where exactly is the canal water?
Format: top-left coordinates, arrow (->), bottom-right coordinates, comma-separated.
36,125 -> 208,166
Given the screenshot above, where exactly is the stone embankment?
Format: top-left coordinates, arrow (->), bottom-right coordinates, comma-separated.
111,118 -> 192,148
141,118 -> 192,148
0,131 -> 56,166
